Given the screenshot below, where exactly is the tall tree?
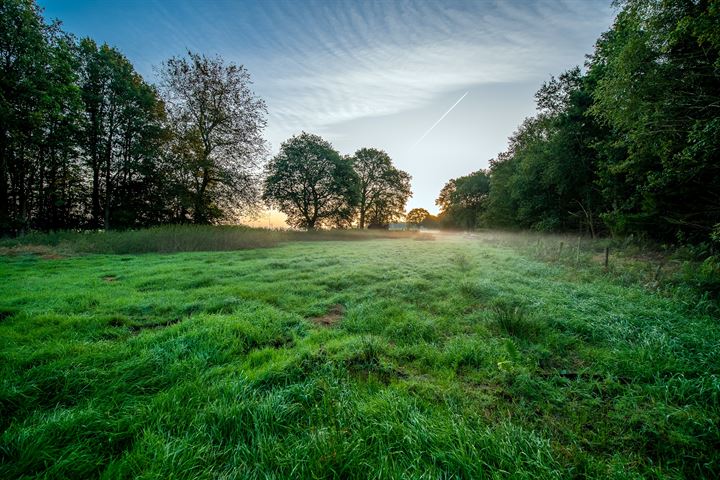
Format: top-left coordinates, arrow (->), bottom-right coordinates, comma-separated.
160,52 -> 267,224
0,0 -> 86,234
482,67 -> 608,236
79,40 -> 169,229
436,170 -> 490,229
34,33 -> 84,231
263,132 -> 359,230
350,148 -> 411,228
406,208 -> 430,226
589,0 -> 720,240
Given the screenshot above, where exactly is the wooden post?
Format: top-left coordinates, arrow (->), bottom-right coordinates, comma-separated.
604,246 -> 609,270
559,241 -> 564,260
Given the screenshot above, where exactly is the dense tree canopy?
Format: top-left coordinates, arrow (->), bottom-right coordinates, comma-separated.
350,148 -> 411,229
0,1 -> 268,234
406,208 -> 430,226
263,133 -> 359,229
78,39 -> 169,230
436,170 -> 490,229
161,52 -> 267,224
454,0 -> 720,245
1,0 -> 79,233
483,70 -> 605,236
590,0 -> 720,240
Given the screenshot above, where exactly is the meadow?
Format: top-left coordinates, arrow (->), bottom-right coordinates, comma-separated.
0,229 -> 718,479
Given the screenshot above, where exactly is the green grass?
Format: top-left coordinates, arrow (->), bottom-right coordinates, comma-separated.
0,225 -> 427,254
1,232 -> 718,478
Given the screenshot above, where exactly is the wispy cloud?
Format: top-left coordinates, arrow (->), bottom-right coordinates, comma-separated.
237,0 -> 613,143
91,0 -> 611,148
42,0 -> 615,212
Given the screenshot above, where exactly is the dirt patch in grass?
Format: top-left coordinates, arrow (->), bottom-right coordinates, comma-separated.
102,275 -> 118,282
310,304 -> 344,327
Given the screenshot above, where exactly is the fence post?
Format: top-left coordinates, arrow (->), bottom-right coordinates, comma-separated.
559,241 -> 564,260
604,246 -> 609,270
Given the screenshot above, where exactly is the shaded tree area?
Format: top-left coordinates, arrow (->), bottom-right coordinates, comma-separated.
263,132 -> 359,230
436,170 -> 490,229
78,39 -> 170,230
0,0 -> 266,235
161,53 -> 266,224
482,69 -> 606,236
351,148 -> 411,229
453,0 -> 720,244
264,136 -> 413,230
590,0 -> 720,241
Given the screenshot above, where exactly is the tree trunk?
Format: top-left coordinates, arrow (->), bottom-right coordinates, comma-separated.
103,105 -> 116,230
0,129 -> 9,232
90,110 -> 101,228
194,166 -> 210,224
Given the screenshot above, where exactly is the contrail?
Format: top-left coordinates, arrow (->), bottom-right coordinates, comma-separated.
412,91 -> 469,148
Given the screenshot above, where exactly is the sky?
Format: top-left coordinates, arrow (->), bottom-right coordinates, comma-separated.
41,0 -> 615,225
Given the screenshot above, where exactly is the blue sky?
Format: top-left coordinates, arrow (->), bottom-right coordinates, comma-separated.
41,0 -> 615,220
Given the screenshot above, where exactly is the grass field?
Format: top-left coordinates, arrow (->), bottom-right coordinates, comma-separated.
1,231 -> 718,478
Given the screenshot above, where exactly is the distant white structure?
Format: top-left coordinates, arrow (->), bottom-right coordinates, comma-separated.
388,222 -> 419,231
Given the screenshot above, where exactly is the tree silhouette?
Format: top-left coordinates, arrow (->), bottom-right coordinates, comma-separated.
263,132 -> 359,229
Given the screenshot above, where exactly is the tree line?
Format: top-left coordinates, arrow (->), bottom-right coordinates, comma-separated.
1,0 -> 267,233
435,0 -> 719,245
263,135 -> 411,229
0,0 -> 412,234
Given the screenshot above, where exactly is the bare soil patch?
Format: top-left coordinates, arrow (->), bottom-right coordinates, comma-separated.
310,304 -> 344,327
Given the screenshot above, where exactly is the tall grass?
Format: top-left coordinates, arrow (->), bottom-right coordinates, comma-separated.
0,225 -> 429,255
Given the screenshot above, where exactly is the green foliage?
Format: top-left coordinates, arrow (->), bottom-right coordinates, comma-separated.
405,207 -> 430,225
436,170 -> 490,229
483,69 -> 606,236
0,2 -> 268,235
350,148 -> 411,229
79,39 -> 172,230
263,132 -> 360,230
589,0 -> 720,241
467,0 -> 720,246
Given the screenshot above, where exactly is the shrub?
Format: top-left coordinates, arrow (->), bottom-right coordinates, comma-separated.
490,300 -> 541,340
